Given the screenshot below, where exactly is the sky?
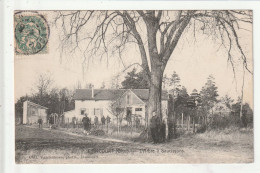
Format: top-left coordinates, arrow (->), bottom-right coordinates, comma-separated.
14,11 -> 253,107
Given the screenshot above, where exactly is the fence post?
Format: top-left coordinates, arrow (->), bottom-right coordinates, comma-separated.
165,117 -> 168,140
186,116 -> 188,131
193,117 -> 195,133
131,118 -> 133,136
107,121 -> 108,134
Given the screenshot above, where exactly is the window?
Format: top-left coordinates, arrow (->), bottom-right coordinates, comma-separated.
127,94 -> 130,104
135,108 -> 142,111
80,108 -> 86,115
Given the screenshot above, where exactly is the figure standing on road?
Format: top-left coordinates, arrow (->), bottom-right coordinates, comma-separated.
101,116 -> 106,129
160,118 -> 166,142
48,114 -> 54,129
88,118 -> 92,131
38,117 -> 43,129
106,115 -> 111,133
72,117 -> 77,128
150,111 -> 159,144
135,117 -> 140,128
106,115 -> 111,124
94,116 -> 99,128
82,113 -> 90,134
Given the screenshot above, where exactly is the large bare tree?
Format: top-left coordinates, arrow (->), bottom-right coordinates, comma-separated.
55,10 -> 252,138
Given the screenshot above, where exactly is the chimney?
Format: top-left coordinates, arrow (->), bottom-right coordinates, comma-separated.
91,85 -> 94,98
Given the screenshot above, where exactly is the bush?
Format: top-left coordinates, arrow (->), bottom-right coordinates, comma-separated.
197,124 -> 207,133
110,124 -> 145,133
90,129 -> 105,136
209,114 -> 240,129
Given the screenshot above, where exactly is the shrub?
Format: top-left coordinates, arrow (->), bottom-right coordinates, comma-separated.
196,124 -> 207,133
209,114 -> 240,129
90,129 -> 105,136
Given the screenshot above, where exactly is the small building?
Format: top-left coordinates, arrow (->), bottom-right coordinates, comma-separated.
23,101 -> 48,124
212,102 -> 231,117
70,88 -> 168,125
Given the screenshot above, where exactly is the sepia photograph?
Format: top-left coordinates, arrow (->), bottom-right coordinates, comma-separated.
14,9 -> 253,164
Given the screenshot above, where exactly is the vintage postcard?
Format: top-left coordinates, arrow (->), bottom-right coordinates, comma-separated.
14,10 -> 253,164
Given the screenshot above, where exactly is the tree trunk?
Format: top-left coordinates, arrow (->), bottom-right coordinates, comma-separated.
165,117 -> 168,139
173,111 -> 177,138
167,94 -> 174,139
147,65 -> 163,139
117,117 -> 119,135
240,65 -> 245,125
106,121 -> 108,134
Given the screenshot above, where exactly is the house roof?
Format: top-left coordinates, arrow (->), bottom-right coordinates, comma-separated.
26,100 -> 48,109
74,89 -> 168,101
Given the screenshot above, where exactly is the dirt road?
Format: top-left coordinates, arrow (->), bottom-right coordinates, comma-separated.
15,125 -> 253,164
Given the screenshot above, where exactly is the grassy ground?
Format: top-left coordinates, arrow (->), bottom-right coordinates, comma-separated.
62,124 -> 143,141
15,125 -> 254,164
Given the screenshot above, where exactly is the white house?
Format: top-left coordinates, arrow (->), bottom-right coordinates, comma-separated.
23,101 -> 48,124
68,88 -> 168,125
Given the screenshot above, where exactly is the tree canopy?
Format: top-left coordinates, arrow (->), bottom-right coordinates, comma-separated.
200,75 -> 219,112
121,68 -> 149,89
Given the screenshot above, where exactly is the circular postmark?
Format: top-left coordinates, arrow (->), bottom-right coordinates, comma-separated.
14,11 -> 50,55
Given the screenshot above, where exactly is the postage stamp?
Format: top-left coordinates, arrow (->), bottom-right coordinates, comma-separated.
14,11 -> 49,55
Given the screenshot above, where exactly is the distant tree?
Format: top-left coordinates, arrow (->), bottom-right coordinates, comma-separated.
77,80 -> 82,89
221,94 -> 234,109
34,73 -> 53,99
200,75 -> 219,111
100,82 -> 106,89
231,97 -> 242,117
109,101 -> 125,134
242,103 -> 253,127
168,86 -> 189,138
174,86 -> 189,117
174,86 -> 190,134
188,89 -> 202,132
240,65 -> 246,122
136,69 -> 150,88
167,71 -> 182,139
231,100 -> 253,128
190,89 -> 199,99
169,71 -> 181,94
200,75 -> 219,127
86,83 -> 94,89
47,88 -> 60,114
111,75 -> 121,89
121,68 -> 149,89
162,74 -> 169,89
15,86 -> 75,121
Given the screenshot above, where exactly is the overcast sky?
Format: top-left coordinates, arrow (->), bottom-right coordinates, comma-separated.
14,11 -> 253,107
